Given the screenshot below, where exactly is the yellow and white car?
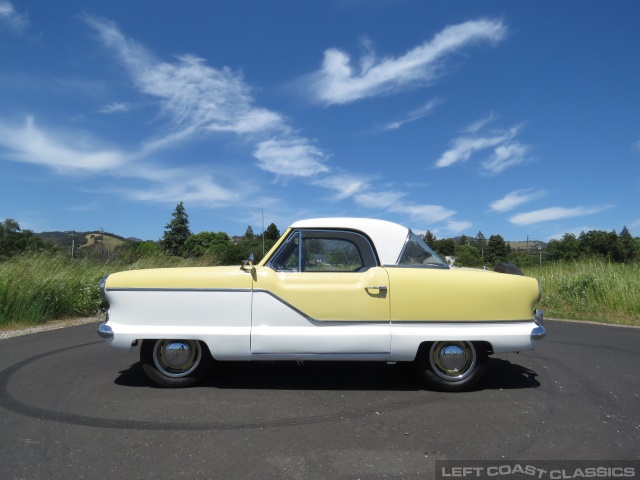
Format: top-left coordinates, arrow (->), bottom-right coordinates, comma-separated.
97,218 -> 545,391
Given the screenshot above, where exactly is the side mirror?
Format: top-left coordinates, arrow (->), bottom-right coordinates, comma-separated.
240,252 -> 255,271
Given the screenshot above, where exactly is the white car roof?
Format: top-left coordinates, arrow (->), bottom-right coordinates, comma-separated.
289,218 -> 410,265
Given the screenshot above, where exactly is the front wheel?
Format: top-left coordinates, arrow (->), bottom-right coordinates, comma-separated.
141,339 -> 212,388
416,341 -> 487,392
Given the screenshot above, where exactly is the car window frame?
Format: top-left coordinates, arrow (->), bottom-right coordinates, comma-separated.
266,228 -> 379,273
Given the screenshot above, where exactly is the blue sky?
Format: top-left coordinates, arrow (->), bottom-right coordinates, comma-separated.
1,1 -> 639,242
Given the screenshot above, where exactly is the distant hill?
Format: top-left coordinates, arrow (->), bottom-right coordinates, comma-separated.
507,240 -> 547,250
36,231 -> 139,251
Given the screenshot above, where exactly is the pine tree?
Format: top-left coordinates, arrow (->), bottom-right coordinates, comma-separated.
264,223 -> 281,241
162,202 -> 191,256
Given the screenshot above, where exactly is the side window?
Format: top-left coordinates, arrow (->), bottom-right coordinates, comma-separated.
397,232 -> 448,267
268,229 -> 377,272
303,237 -> 363,272
269,231 -> 300,272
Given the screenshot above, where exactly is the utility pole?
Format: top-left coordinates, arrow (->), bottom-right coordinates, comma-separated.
68,231 -> 75,258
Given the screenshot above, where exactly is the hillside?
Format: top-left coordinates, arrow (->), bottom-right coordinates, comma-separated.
36,230 -> 137,251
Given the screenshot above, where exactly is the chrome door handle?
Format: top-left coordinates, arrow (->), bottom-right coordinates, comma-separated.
366,285 -> 388,291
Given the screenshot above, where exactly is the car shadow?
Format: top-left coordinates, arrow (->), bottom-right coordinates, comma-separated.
115,357 -> 540,391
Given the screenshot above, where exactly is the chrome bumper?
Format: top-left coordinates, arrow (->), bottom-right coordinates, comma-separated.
531,308 -> 546,340
97,322 -> 113,339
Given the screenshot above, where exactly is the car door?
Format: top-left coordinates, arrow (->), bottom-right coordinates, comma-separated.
251,229 -> 391,356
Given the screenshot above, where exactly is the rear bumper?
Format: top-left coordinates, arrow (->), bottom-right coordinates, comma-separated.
531,309 -> 546,340
97,322 -> 113,339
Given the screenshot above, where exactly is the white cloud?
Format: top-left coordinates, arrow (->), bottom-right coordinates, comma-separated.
482,141 -> 529,174
98,102 -> 131,114
464,112 -> 498,134
509,206 -> 614,226
0,116 -> 128,172
84,15 -> 288,148
435,126 -> 519,168
382,98 -> 440,131
632,140 -> 640,152
253,138 -> 329,178
122,173 -> 240,206
0,1 -> 29,33
490,189 -> 544,213
444,220 -> 473,234
314,174 -> 370,201
308,19 -> 506,105
435,115 -> 531,174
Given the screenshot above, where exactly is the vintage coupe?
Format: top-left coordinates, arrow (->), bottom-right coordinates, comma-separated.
98,218 -> 545,391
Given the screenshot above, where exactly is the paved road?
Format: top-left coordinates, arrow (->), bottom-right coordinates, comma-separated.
0,320 -> 638,479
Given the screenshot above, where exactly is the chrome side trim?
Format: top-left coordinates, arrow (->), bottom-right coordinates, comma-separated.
105,287 -> 252,293
391,319 -> 535,325
97,322 -> 113,339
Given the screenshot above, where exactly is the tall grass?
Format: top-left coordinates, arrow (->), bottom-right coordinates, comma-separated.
524,259 -> 640,326
0,252 -> 219,328
2,254 -> 639,328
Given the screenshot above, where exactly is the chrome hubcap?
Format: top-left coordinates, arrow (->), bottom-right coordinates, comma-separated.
153,340 -> 202,378
430,341 -> 476,382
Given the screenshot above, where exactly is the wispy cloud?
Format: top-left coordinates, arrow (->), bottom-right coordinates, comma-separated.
444,220 -> 473,234
490,189 -> 545,213
435,125 -> 519,168
253,138 -> 329,178
0,116 -> 128,172
0,1 -> 29,33
307,19 -> 506,105
509,205 -> 614,226
84,15 -> 289,146
482,141 -> 530,174
98,102 -> 132,114
435,117 -> 530,174
382,98 -> 441,131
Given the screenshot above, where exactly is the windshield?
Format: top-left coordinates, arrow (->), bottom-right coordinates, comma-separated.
397,231 -> 448,268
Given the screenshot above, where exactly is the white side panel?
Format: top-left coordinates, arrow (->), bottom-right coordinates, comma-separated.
390,321 -> 540,361
106,290 -> 252,359
251,291 -> 390,356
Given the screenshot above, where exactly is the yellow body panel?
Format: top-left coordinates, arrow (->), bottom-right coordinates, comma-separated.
105,266 -> 253,290
387,267 -> 539,321
254,266 -> 389,321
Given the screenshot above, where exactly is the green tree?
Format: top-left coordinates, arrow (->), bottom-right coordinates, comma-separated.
0,218 -> 53,259
162,202 -> 191,257
474,231 -> 487,260
547,233 -> 580,261
486,234 -> 507,265
616,226 -> 635,262
264,223 -> 280,241
434,238 -> 455,257
422,230 -> 437,249
244,225 -> 255,239
453,243 -> 482,268
184,231 -> 230,257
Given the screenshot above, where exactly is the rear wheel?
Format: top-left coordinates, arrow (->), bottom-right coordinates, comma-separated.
417,341 -> 487,392
141,339 -> 212,388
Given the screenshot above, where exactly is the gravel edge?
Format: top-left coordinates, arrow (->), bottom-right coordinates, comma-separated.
0,317 -> 103,340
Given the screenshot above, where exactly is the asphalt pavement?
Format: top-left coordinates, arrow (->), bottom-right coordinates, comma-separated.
0,320 -> 638,479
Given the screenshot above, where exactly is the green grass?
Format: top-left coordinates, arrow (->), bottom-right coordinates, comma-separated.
0,252 -> 219,328
1,254 -> 639,329
524,260 -> 640,326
